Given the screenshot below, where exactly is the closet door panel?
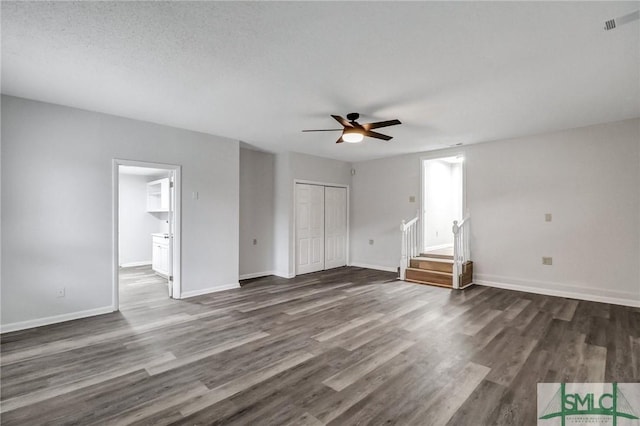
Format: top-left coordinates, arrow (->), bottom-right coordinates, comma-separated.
296,184 -> 325,274
325,186 -> 347,270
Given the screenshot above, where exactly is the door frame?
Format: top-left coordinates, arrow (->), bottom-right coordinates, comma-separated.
112,159 -> 182,311
292,179 -> 350,278
419,151 -> 467,253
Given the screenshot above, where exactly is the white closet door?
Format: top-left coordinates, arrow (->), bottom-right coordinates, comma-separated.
296,184 -> 325,274
324,186 -> 347,269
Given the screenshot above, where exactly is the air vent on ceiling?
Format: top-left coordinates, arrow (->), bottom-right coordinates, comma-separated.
604,10 -> 639,31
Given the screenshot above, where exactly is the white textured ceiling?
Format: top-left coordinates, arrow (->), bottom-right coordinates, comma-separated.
2,1 -> 639,162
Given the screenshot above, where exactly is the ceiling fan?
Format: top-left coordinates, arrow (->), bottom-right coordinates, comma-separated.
302,112 -> 401,144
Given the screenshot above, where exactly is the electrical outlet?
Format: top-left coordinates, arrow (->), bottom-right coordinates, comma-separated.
369,239 -> 374,245
253,238 -> 257,245
542,257 -> 553,265
56,287 -> 66,298
545,213 -> 552,222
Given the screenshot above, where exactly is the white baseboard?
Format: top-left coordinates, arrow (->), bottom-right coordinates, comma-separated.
180,283 -> 241,299
273,271 -> 295,279
119,261 -> 152,268
475,274 -> 640,308
239,271 -> 275,280
350,262 -> 398,273
0,305 -> 115,334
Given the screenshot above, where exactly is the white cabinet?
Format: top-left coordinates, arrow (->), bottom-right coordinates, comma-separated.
152,234 -> 170,276
147,178 -> 170,212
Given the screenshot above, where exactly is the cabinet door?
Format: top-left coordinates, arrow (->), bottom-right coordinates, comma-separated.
152,243 -> 161,272
159,244 -> 169,275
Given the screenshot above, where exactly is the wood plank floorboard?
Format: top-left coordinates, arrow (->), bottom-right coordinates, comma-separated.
1,266 -> 638,425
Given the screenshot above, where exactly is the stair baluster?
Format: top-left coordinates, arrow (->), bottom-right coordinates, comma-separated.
399,214 -> 420,280
452,217 -> 470,289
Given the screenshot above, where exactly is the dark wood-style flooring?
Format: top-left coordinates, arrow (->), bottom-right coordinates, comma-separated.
119,264 -> 170,307
1,267 -> 638,425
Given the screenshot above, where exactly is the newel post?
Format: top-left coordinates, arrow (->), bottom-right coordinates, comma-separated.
400,220 -> 407,280
452,220 -> 460,289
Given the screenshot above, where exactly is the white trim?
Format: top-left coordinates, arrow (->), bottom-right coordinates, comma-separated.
120,261 -> 152,268
420,152 -> 466,253
113,159 -> 182,310
0,306 -> 114,334
180,283 -> 241,299
423,243 -> 453,252
239,271 -> 275,280
419,148 -> 467,162
475,274 -> 640,308
292,179 -> 350,278
350,262 -> 398,273
274,270 -> 295,279
293,179 -> 349,188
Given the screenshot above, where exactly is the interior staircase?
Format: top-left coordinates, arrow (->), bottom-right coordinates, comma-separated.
405,252 -> 473,289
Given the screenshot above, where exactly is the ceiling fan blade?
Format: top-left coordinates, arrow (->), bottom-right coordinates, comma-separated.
336,136 -> 344,144
302,129 -> 343,132
331,115 -> 353,128
364,130 -> 393,141
362,119 -> 401,131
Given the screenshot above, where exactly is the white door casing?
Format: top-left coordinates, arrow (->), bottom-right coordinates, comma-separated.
324,186 -> 347,269
113,159 -> 182,311
296,184 -> 325,274
167,171 -> 174,297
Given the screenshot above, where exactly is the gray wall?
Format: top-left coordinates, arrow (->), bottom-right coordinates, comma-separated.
351,118 -> 640,304
1,95 -> 240,328
273,151 -> 352,277
239,148 -> 275,277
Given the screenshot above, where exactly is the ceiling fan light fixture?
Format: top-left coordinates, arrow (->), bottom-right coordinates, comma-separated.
342,128 -> 364,143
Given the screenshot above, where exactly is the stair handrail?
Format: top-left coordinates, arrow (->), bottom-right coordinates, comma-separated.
400,212 -> 421,280
452,216 -> 470,289
401,216 -> 418,232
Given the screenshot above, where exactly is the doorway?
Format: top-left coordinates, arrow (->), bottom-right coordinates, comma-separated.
421,155 -> 464,254
295,182 -> 348,275
113,160 -> 181,310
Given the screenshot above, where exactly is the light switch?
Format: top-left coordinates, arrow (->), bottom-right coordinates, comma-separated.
545,213 -> 552,222
369,239 -> 374,245
253,239 -> 257,245
409,196 -> 416,203
192,191 -> 199,200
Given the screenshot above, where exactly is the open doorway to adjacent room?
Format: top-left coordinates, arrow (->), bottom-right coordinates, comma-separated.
421,155 -> 464,257
113,160 -> 181,310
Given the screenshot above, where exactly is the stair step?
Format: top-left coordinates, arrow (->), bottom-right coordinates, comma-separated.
405,268 -> 453,286
419,253 -> 454,260
461,261 -> 474,287
405,278 -> 453,289
410,258 -> 453,273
